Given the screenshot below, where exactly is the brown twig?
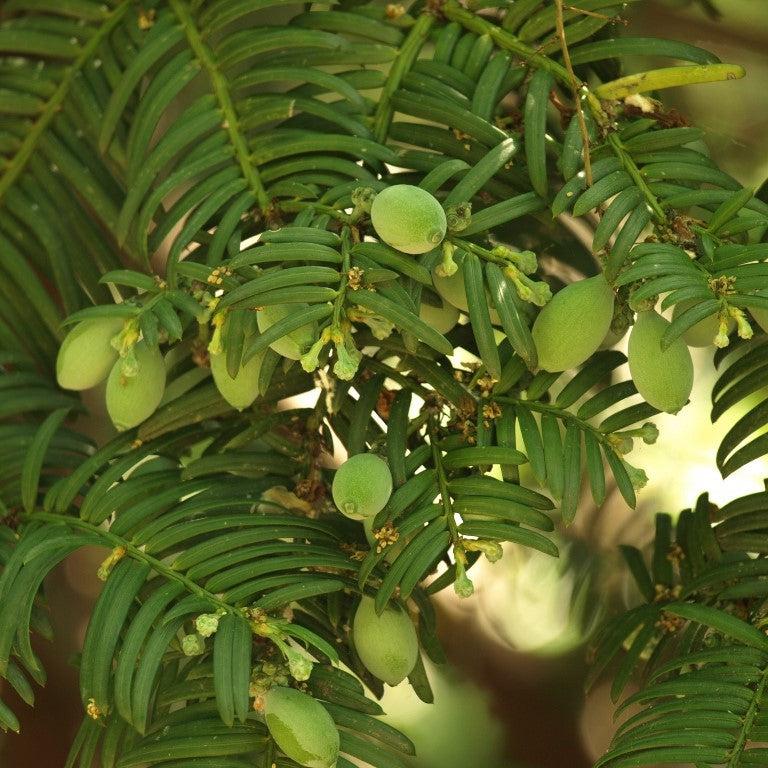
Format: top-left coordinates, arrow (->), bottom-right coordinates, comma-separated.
555,0 -> 593,186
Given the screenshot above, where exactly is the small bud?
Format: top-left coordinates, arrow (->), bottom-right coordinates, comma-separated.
463,539 -> 504,563
195,611 -> 223,638
729,306 -> 753,340
516,284 -> 535,303
506,267 -> 551,307
453,549 -> 474,598
494,247 -> 538,275
181,633 -> 206,656
207,312 -> 226,355
529,280 -> 553,307
300,336 -> 327,373
639,422 -> 659,445
454,569 -> 475,598
332,325 -> 362,380
435,241 -> 458,278
86,698 -> 106,720
445,202 -> 472,233
249,609 -> 282,639
714,318 -> 731,348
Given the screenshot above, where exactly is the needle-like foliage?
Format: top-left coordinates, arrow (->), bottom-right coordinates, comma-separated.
1,1 -> 766,766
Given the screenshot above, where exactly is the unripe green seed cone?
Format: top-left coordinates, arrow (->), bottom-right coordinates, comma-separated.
628,310 -> 693,413
532,275 -> 614,372
106,342 -> 166,431
672,300 -> 734,347
432,268 -> 502,324
263,687 -> 339,768
332,453 -> 392,520
210,349 -> 265,410
419,297 -> 460,334
256,304 -> 316,360
353,596 -> 418,686
371,185 -> 447,255
56,318 -> 124,390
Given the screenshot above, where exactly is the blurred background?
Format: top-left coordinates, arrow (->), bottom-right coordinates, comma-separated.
2,0 -> 768,765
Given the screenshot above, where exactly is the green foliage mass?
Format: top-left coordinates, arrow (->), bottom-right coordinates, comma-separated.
0,0 -> 767,766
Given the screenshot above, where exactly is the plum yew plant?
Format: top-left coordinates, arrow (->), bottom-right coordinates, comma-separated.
2,0 -> 768,766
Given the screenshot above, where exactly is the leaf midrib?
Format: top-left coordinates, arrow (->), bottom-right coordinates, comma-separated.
0,1 -> 132,204
168,0 -> 269,213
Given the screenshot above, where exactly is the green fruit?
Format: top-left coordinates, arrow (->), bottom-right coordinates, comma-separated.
105,342 -> 166,431
263,687 -> 339,768
419,297 -> 460,334
532,275 -> 614,372
432,268 -> 502,325
628,310 -> 693,414
353,596 -> 419,686
256,304 -> 316,360
56,317 -> 124,390
672,299 -> 734,347
370,184 -> 447,255
210,349 -> 265,410
332,453 -> 392,520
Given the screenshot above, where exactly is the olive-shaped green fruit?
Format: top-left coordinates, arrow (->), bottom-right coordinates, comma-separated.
370,185 -> 447,255
256,304 -> 316,360
210,349 -> 265,410
56,317 -> 124,390
531,275 -> 614,372
432,268 -> 502,325
419,297 -> 460,334
105,342 -> 166,431
263,687 -> 339,768
332,453 -> 392,520
628,310 -> 693,414
353,596 -> 419,686
672,300 -> 734,347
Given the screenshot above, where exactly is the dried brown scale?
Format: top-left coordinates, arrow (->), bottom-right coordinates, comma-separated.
375,388 -> 396,421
